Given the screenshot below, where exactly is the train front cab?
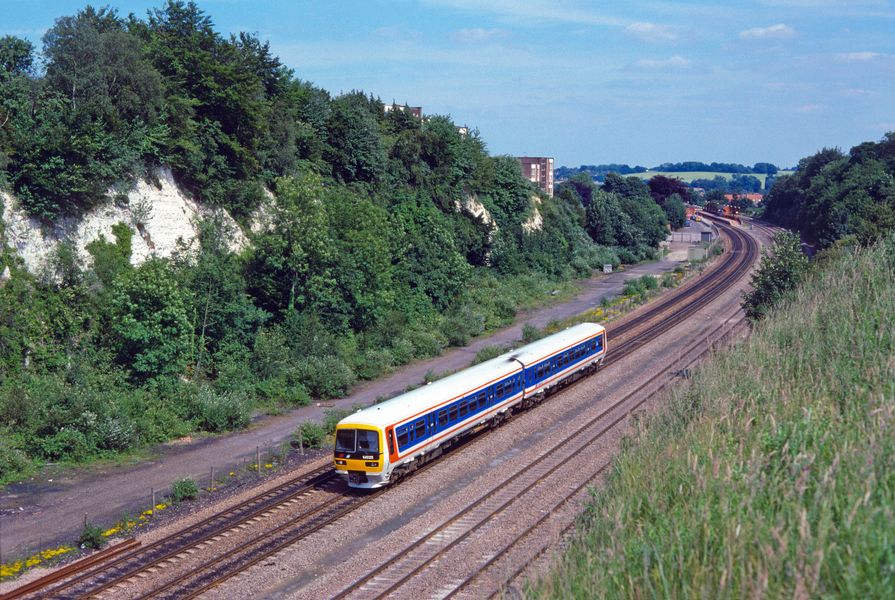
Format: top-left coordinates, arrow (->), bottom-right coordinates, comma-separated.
333,424 -> 389,488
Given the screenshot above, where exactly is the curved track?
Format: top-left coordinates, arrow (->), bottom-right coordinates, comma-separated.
6,217 -> 757,600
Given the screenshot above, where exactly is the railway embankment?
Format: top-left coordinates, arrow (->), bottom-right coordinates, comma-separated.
531,236 -> 895,597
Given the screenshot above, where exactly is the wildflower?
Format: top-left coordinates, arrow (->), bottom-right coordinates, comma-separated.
142,509 -> 153,516
155,503 -> 167,511
229,471 -> 235,476
265,463 -> 273,469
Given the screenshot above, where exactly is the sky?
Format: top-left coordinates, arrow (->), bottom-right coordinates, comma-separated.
3,0 -> 895,169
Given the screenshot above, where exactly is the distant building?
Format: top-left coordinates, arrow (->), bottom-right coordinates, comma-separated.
384,104 -> 422,118
517,156 -> 555,197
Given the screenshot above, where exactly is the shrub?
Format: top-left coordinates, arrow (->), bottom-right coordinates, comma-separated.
255,377 -> 310,406
522,323 -> 542,344
192,387 -> 251,432
171,477 -> 199,502
295,422 -> 326,449
78,522 -> 106,550
0,438 -> 31,482
353,348 -> 395,380
661,272 -> 676,288
639,274 -> 658,290
743,231 -> 809,321
389,338 -> 415,365
296,356 -> 356,399
37,429 -> 92,462
93,416 -> 137,452
472,345 -> 506,365
405,327 -> 447,359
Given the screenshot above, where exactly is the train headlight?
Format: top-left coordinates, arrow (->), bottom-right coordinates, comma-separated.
335,459 -> 347,465
365,462 -> 379,467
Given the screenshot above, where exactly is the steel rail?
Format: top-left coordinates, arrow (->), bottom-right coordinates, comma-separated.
333,223 -> 757,599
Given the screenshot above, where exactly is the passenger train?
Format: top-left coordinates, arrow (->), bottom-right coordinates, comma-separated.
333,322 -> 607,488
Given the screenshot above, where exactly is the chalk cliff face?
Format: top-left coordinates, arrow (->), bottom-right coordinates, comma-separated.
522,194 -> 544,233
1,168 -> 248,276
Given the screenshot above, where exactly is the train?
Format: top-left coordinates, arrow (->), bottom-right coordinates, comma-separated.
333,322 -> 607,488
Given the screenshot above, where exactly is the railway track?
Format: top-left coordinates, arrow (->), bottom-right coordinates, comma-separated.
332,220 -> 757,599
6,218 -> 757,600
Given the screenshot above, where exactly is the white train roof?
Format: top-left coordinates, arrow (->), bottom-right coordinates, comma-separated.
338,322 -> 605,430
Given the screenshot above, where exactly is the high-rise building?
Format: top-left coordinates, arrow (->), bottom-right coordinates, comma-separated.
516,156 -> 554,197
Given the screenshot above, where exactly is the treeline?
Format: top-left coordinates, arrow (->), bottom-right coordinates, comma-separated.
557,161 -> 780,184
0,3 -> 673,480
763,133 -> 895,248
555,164 -> 647,181
690,173 -> 769,194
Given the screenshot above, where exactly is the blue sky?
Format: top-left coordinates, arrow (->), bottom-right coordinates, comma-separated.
3,0 -> 894,168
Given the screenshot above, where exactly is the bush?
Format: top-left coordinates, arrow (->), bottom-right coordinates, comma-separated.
522,323 -> 543,344
472,345 -> 506,365
37,429 -> 92,462
0,438 -> 31,482
661,272 -> 677,288
404,327 -> 447,359
296,356 -> 356,399
94,416 -> 137,452
171,477 -> 199,502
743,231 -> 809,321
353,348 -> 395,380
79,522 -> 106,550
295,422 -> 326,449
192,387 -> 251,432
255,377 -> 310,406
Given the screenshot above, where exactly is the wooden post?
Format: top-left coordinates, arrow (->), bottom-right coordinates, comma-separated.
210,466 -> 215,491
151,488 -> 156,511
256,446 -> 261,475
84,513 -> 88,528
298,429 -> 304,456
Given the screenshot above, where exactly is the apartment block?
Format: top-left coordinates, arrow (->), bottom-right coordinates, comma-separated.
516,156 -> 554,197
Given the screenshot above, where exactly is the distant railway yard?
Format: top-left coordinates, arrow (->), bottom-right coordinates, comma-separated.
2,218 -> 771,599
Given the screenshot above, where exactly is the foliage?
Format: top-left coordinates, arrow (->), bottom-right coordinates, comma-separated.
171,477 -> 199,502
533,236 -> 895,598
763,134 -> 895,247
191,386 -> 251,432
78,522 -> 106,549
742,231 -> 809,321
295,421 -> 325,449
472,344 -> 507,365
108,259 -> 191,380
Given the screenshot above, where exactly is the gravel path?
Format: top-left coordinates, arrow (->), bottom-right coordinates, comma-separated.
0,241 -> 699,559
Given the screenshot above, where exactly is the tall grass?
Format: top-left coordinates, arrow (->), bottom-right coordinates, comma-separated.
531,236 -> 895,598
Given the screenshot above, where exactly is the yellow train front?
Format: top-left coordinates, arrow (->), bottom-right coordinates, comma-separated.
332,425 -> 389,487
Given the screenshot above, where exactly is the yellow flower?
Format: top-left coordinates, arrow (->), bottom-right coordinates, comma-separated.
142,509 -> 153,516
265,463 -> 273,469
155,503 -> 167,511
102,526 -> 120,537
229,471 -> 235,476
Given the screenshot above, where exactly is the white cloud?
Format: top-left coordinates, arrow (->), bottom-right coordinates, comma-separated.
634,55 -> 691,69
624,22 -> 679,43
452,28 -> 509,43
797,104 -> 823,113
739,24 -> 796,39
835,51 -> 886,61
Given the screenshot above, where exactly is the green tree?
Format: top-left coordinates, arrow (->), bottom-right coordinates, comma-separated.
742,231 -> 809,321
109,259 -> 191,379
663,193 -> 687,229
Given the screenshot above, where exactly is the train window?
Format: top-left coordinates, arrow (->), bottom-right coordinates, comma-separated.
357,429 -> 380,453
437,409 -> 448,427
459,401 -> 468,418
449,404 -> 458,422
335,429 -> 355,452
478,392 -> 487,408
414,419 -> 425,439
397,429 -> 408,448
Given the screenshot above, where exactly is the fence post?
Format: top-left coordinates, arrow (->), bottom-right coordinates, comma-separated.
151,488 -> 156,512
256,446 -> 261,476
299,428 -> 304,456
210,466 -> 215,491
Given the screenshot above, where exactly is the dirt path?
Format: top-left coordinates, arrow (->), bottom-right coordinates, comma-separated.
0,249 -> 695,558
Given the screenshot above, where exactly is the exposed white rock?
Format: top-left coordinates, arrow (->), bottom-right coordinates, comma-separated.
522,194 -> 543,233
462,193 -> 496,231
1,167 -> 247,276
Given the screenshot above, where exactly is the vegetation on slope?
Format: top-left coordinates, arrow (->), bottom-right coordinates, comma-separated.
763,132 -> 895,248
0,3 -> 672,483
532,233 -> 895,598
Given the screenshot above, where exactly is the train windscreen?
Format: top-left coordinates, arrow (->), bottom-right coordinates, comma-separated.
335,429 -> 356,452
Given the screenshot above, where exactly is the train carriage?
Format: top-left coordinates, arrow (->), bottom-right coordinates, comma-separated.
334,322 -> 606,488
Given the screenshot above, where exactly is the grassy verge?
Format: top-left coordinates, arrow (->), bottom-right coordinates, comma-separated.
531,236 -> 895,598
